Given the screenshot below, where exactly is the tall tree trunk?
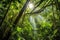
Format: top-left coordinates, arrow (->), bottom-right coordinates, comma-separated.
13,0 -> 30,27
53,0 -> 60,40
0,0 -> 12,26
0,0 -> 12,40
2,0 -> 30,40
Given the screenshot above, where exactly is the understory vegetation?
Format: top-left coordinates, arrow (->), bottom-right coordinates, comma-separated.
0,0 -> 60,40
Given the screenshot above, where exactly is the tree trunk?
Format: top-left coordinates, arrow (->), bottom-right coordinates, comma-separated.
2,0 -> 30,40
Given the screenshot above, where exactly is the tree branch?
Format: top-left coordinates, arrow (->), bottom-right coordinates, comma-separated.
30,0 -> 44,13
26,3 -> 55,15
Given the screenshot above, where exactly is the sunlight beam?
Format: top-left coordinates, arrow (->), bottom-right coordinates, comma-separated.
28,2 -> 34,9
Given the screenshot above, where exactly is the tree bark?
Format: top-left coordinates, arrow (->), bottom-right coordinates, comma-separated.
2,0 -> 30,40
0,0 -> 12,26
13,0 -> 30,28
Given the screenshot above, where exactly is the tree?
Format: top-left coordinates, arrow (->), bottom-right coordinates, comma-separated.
0,0 -> 60,40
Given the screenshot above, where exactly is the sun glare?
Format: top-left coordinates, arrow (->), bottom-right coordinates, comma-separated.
28,2 -> 34,9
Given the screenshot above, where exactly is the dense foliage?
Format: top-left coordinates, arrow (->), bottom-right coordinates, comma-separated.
0,0 -> 60,40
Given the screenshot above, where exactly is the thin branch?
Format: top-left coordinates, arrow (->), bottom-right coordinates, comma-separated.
26,3 -> 55,15
30,0 -> 44,13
